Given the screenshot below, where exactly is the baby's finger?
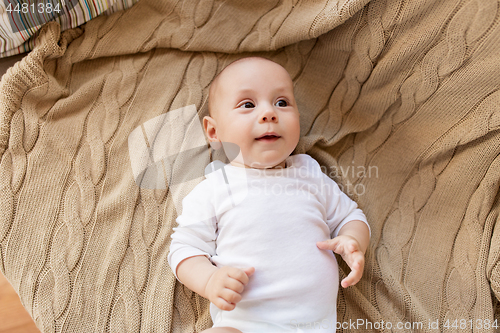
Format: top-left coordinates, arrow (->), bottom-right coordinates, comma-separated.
225,277 -> 245,294
341,268 -> 362,288
227,267 -> 253,285
243,266 -> 255,277
220,287 -> 243,305
213,295 -> 237,311
317,238 -> 340,252
343,250 -> 364,267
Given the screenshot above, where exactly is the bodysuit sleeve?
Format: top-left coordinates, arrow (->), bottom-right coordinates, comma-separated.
321,172 -> 370,239
167,179 -> 218,281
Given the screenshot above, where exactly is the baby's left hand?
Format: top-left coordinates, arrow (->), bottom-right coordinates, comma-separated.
316,235 -> 365,288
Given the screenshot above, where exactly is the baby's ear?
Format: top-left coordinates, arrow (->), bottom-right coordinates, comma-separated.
203,116 -> 218,141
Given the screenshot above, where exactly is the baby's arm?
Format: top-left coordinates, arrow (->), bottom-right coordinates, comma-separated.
317,220 -> 370,288
176,255 -> 255,311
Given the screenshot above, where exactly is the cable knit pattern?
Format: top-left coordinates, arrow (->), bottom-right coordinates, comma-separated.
1,0 -> 500,332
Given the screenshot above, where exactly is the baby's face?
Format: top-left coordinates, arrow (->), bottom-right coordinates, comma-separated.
204,58 -> 300,169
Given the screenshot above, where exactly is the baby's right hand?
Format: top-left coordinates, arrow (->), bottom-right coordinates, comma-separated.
204,266 -> 255,311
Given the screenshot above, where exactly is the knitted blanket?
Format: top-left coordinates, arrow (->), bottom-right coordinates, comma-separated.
1,0 -> 500,332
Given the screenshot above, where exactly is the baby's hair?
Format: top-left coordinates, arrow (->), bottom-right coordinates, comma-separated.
207,57 -> 288,117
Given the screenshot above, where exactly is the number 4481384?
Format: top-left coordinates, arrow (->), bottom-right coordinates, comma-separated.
6,2 -> 62,14
443,319 -> 499,330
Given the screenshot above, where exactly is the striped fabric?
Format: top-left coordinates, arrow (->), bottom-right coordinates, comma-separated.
0,0 -> 140,57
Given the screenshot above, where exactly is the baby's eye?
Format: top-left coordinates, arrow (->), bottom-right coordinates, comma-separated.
275,100 -> 288,107
241,102 -> 255,108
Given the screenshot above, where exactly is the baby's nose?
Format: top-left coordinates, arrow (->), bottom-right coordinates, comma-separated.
261,108 -> 278,122
262,115 -> 277,122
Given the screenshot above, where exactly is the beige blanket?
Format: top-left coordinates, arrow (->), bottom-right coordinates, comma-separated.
1,0 -> 500,332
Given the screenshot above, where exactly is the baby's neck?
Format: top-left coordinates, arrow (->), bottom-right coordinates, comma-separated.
230,159 -> 287,169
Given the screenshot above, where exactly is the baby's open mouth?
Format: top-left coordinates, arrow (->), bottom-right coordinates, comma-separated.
256,134 -> 281,141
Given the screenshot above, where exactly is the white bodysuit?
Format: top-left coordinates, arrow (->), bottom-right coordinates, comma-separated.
168,154 -> 369,333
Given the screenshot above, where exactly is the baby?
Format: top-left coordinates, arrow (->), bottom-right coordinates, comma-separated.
167,57 -> 370,333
